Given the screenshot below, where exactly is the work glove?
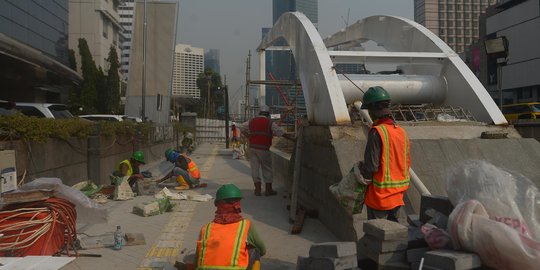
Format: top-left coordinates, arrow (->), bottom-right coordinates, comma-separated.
354,162 -> 372,185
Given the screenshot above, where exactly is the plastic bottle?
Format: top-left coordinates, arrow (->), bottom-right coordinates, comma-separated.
114,225 -> 123,250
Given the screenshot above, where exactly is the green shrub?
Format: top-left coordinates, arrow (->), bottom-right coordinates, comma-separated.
0,114 -> 153,143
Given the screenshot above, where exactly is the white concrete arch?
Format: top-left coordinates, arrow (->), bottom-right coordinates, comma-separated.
258,12 -> 350,126
259,13 -> 507,125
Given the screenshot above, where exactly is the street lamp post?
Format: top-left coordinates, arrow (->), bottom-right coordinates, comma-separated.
206,75 -> 211,119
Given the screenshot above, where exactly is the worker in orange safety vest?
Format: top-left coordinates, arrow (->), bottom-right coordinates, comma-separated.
160,148 -> 204,190
357,86 -> 411,221
195,184 -> 266,270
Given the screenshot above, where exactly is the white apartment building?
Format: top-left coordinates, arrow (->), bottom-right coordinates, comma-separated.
414,0 -> 497,53
172,44 -> 204,98
69,0 -> 123,72
119,0 -> 135,78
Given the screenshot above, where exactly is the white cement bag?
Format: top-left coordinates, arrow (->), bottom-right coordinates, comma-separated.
445,160 -> 540,270
329,166 -> 367,214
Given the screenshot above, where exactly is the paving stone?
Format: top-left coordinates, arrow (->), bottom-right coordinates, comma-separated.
297,255 -> 358,270
357,241 -> 406,265
357,235 -> 408,253
419,195 -> 453,224
309,241 -> 357,258
407,247 -> 430,263
377,262 -> 411,270
424,250 -> 482,270
363,219 -> 408,241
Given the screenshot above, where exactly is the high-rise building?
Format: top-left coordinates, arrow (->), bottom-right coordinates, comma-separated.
125,1 -> 178,123
172,44 -> 204,98
119,0 -> 135,78
265,0 -> 317,112
414,0 -> 497,53
204,49 -> 220,74
69,0 -> 123,72
0,0 -> 81,103
483,0 -> 540,105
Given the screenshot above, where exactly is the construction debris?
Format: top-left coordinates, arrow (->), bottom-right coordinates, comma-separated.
132,197 -> 172,217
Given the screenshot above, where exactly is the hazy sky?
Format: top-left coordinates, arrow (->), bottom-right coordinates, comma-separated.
177,0 -> 414,107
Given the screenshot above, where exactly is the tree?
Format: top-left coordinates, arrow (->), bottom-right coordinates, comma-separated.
105,46 -> 121,114
100,46 -> 121,114
196,68 -> 222,118
78,38 -> 98,113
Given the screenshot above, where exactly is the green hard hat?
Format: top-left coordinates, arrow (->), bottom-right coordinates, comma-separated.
215,184 -> 243,202
361,86 -> 391,109
132,150 -> 145,164
165,148 -> 174,159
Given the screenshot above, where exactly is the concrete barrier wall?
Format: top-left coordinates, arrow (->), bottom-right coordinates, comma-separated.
0,134 -> 175,187
272,122 -> 540,242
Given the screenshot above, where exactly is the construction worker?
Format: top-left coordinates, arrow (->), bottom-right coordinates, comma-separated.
114,150 -> 145,187
181,132 -> 195,154
195,184 -> 265,270
239,105 -> 294,196
357,86 -> 411,221
231,122 -> 240,148
161,148 -> 204,190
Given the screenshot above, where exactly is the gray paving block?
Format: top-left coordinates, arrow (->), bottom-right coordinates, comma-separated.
377,262 -> 411,270
407,247 -> 430,263
297,256 -> 310,270
298,255 -> 358,270
419,195 -> 453,224
363,219 -> 408,241
358,235 -> 408,253
357,241 -> 406,265
309,241 -> 357,258
424,250 -> 482,270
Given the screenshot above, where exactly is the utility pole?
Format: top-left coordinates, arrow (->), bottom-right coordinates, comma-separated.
224,75 -> 230,149
141,0 -> 147,122
206,74 -> 211,119
244,50 -> 251,120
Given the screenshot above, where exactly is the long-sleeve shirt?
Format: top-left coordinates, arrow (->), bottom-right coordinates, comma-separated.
358,118 -> 396,179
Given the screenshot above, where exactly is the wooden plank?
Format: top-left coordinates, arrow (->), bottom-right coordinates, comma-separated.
289,122 -> 305,222
291,208 -> 306,234
1,190 -> 54,204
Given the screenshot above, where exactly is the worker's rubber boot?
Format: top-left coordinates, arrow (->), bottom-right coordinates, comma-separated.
174,176 -> 190,190
264,183 -> 277,196
254,182 -> 262,196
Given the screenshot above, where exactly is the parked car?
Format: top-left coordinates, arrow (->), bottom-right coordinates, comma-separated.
501,102 -> 540,121
15,103 -> 74,119
0,100 -> 18,116
79,114 -> 124,122
122,116 -> 143,123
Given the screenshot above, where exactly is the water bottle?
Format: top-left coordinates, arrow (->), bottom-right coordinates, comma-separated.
114,225 -> 123,250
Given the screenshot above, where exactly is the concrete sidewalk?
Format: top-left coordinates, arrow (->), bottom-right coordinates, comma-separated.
62,142 -> 338,270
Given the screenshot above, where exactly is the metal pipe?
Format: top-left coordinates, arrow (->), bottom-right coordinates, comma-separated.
353,101 -> 431,196
339,74 -> 447,105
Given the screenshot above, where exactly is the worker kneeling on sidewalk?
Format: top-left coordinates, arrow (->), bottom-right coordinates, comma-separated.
161,148 -> 204,190
195,184 -> 266,270
113,150 -> 146,188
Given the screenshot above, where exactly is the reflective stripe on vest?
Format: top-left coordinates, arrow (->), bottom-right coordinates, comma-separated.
117,159 -> 133,176
197,219 -> 250,270
364,124 -> 411,210
188,160 -> 200,179
248,117 -> 273,150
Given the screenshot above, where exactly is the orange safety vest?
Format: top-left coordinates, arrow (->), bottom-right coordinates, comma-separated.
248,116 -> 273,150
364,123 -> 411,211
232,126 -> 239,138
197,219 -> 251,270
187,159 -> 200,179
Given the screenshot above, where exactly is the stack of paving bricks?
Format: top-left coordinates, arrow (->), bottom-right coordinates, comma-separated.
357,219 -> 410,270
296,242 -> 359,270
